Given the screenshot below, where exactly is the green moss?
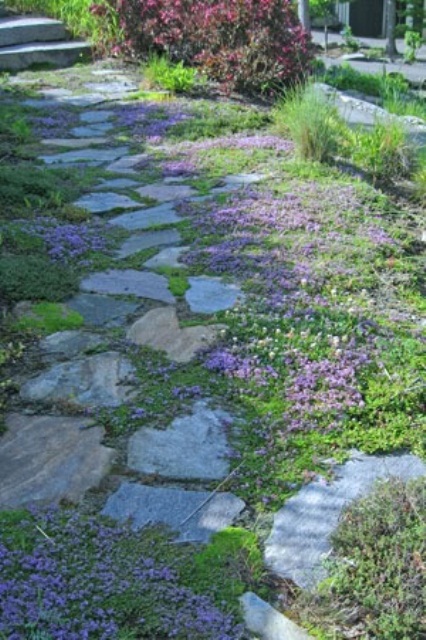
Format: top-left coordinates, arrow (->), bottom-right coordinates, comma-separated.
12,302 -> 84,334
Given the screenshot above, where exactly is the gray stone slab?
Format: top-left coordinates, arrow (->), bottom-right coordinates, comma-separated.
84,81 -> 138,95
94,178 -> 140,191
39,88 -> 73,98
136,183 -> 197,202
186,276 -> 244,314
126,307 -> 225,363
116,229 -> 181,259
80,110 -> 115,123
39,146 -> 129,166
80,269 -> 175,304
101,482 -> 245,542
59,93 -> 106,107
240,593 -> 313,640
109,203 -> 183,231
0,414 -> 114,509
0,41 -> 91,73
20,351 -> 135,408
106,153 -> 150,174
144,246 -> 188,269
128,400 -> 232,479
67,293 -> 139,327
71,122 -> 114,137
224,173 -> 266,185
40,330 -> 103,359
41,137 -> 108,148
0,16 -> 67,48
74,191 -> 141,214
264,450 -> 426,589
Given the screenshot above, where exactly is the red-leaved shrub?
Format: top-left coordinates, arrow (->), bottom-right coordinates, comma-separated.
109,0 -> 314,94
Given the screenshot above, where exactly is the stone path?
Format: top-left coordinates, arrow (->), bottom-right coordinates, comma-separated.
2,62 -> 425,640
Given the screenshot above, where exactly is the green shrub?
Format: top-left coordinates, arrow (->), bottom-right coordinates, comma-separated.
142,55 -> 200,93
351,119 -> 418,183
0,255 -> 79,302
319,478 -> 426,640
274,84 -> 346,163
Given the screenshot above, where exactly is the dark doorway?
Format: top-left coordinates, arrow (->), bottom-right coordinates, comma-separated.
350,0 -> 384,37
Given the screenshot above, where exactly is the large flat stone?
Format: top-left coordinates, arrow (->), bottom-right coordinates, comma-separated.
94,178 -> 140,191
186,276 -> 244,314
127,307 -> 224,363
41,137 -> 108,148
0,41 -> 91,73
240,593 -> 313,640
0,414 -> 114,508
264,451 -> 426,589
80,269 -> 175,303
39,330 -> 103,359
144,246 -> 188,269
74,191 -> 141,214
116,229 -> 181,259
71,122 -> 113,137
80,110 -> 115,123
106,153 -> 150,174
67,293 -> 139,327
59,93 -> 106,107
101,483 -> 245,542
20,351 -> 135,407
0,17 -> 67,48
39,146 -> 129,166
109,203 -> 183,231
84,81 -> 138,95
127,399 -> 232,479
136,183 -> 197,202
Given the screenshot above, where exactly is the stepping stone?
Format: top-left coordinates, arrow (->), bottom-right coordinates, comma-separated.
136,183 -> 197,202
67,293 -> 139,327
38,88 -> 73,98
80,269 -> 175,304
240,593 -> 313,640
80,110 -> 115,123
128,399 -> 232,480
0,414 -> 114,509
186,276 -> 244,314
74,191 -> 141,214
116,229 -> 181,259
39,330 -> 103,359
84,81 -> 138,95
39,146 -> 129,166
71,122 -> 113,137
101,482 -> 245,543
59,93 -> 106,107
109,203 -> 183,231
144,246 -> 188,269
224,173 -> 266,185
126,307 -> 225,363
20,351 -> 135,407
264,450 -> 426,590
94,178 -> 140,191
41,137 -> 108,148
106,153 -> 150,174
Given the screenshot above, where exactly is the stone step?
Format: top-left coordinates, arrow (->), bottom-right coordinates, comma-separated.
0,40 -> 91,71
0,16 -> 67,47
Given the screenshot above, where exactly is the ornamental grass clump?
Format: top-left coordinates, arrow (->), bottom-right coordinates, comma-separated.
274,84 -> 346,163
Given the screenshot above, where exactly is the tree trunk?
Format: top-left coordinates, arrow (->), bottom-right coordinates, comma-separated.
386,0 -> 398,58
298,0 -> 311,32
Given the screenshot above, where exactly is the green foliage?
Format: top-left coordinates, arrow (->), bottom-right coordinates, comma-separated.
274,84 -> 345,163
181,528 -> 269,611
12,302 -> 84,334
0,255 -> 79,302
0,509 -> 37,552
340,26 -> 360,52
351,119 -> 418,183
404,30 -> 423,63
316,478 -> 426,639
321,63 -> 409,99
142,55 -> 201,93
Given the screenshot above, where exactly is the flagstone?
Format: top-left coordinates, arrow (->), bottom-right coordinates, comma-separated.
40,330 -> 103,359
80,269 -> 175,303
144,247 -> 188,269
67,293 -> 139,327
186,276 -> 245,313
136,183 -> 197,202
126,307 -> 225,363
20,351 -> 136,407
41,137 -> 108,148
101,482 -> 246,543
116,229 -> 181,259
109,203 -> 183,231
74,191 -> 141,214
39,146 -> 129,166
71,122 -> 114,137
240,593 -> 314,640
106,153 -> 151,174
264,450 -> 426,589
80,110 -> 115,123
127,400 -> 232,480
94,178 -> 140,191
84,81 -> 138,95
0,414 -> 114,509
